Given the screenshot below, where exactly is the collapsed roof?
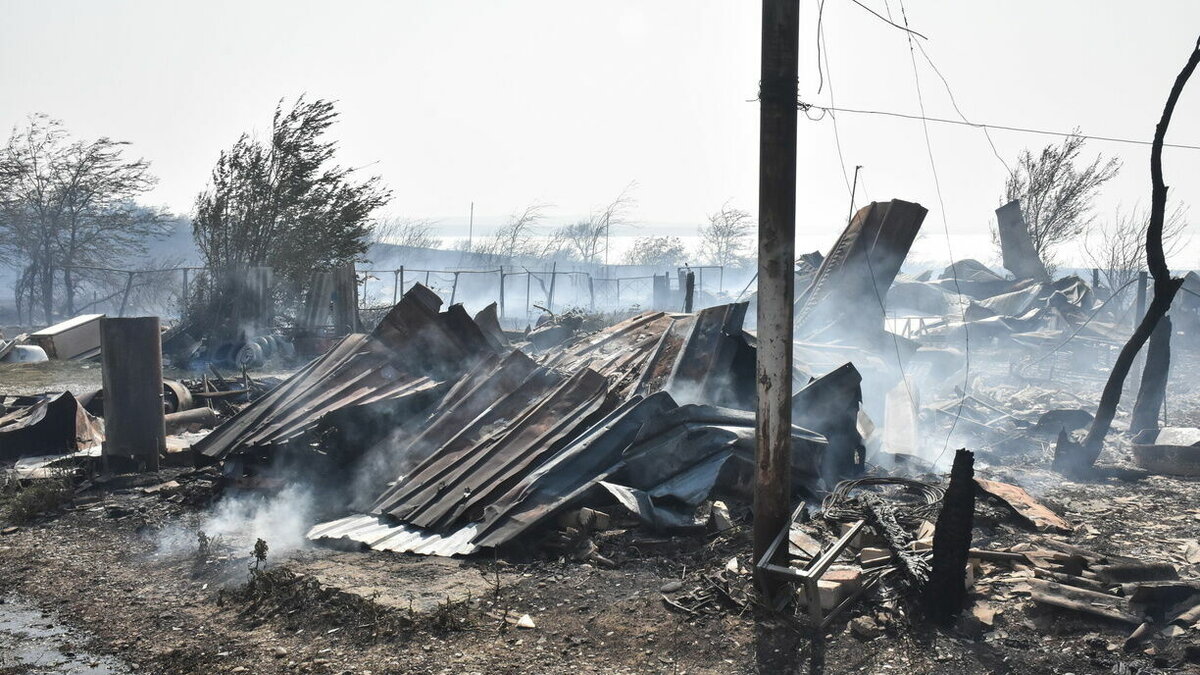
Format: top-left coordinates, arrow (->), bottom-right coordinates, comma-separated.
196,284 -> 856,555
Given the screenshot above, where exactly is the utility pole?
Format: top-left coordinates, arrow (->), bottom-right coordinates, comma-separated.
753,0 -> 799,594
468,201 -> 475,251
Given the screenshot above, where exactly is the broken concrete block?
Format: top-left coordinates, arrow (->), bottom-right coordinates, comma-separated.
798,565 -> 863,611
971,602 -> 997,627
825,565 -> 863,594
789,528 -> 823,558
797,580 -> 845,611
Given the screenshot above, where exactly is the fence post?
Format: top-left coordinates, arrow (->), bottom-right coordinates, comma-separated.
450,271 -> 460,305
547,262 -> 557,313
684,270 -> 695,312
182,268 -> 189,308
588,274 -> 595,311
525,271 -> 531,322
1135,270 -> 1148,329
118,271 -> 136,317
392,269 -> 400,305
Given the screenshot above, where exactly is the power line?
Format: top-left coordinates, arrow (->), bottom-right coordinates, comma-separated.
819,6 -> 855,197
848,0 -> 928,40
912,41 -> 1013,176
798,102 -> 1200,152
895,0 -> 970,464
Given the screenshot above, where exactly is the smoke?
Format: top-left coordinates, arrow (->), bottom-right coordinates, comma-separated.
344,427 -> 417,513
155,484 -> 315,558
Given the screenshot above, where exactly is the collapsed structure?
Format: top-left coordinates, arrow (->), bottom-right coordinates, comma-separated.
194,283 -> 841,555
3,197 -> 1199,662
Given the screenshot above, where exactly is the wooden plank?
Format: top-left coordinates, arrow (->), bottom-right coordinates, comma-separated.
976,477 -> 1073,533
1027,578 -> 1140,625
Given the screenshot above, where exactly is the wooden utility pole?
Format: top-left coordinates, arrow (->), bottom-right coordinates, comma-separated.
753,0 -> 799,593
468,201 -> 475,251
101,316 -> 165,472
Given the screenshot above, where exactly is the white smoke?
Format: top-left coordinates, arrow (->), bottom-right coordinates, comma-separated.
155,484 -> 315,558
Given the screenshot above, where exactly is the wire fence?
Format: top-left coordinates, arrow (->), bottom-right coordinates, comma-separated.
27,263 -> 729,328
358,264 -> 727,326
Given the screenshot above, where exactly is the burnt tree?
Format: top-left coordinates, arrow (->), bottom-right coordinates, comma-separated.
1060,37 -> 1200,472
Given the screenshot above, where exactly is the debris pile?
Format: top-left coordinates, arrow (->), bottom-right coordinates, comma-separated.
2,196 -> 1199,670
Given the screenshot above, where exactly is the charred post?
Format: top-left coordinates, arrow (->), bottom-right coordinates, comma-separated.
925,448 -> 975,625
752,0 -> 799,594
1134,271 -> 1148,329
100,316 -> 165,472
1131,315 -> 1172,434
684,270 -> 695,313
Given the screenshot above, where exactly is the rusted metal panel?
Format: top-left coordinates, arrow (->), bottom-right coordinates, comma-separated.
0,391 -> 103,460
794,200 -> 928,342
996,200 -> 1049,282
195,284 -> 498,462
472,392 -> 678,548
664,302 -> 749,407
377,368 -> 610,530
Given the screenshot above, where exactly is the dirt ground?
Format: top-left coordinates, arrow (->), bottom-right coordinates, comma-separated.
0,452 -> 1196,675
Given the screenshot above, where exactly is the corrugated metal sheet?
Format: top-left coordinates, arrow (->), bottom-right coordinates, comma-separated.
195,284 -> 497,461
794,200 -> 928,340
306,514 -> 479,556
304,299 -> 828,555
203,285 -> 827,556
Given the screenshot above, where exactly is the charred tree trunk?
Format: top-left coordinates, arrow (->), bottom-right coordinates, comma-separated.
64,266 -> 75,317
1062,38 -> 1200,472
1131,315 -> 1171,434
925,449 -> 975,625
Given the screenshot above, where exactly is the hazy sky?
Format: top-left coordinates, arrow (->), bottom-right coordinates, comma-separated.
3,1 -> 1199,267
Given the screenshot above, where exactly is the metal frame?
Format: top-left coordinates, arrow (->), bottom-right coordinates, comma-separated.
755,510 -> 866,627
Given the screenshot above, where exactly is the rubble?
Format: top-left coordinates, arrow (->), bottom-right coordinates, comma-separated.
294,287 -> 825,554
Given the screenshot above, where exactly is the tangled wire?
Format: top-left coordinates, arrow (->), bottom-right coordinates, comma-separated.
821,477 -> 945,527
